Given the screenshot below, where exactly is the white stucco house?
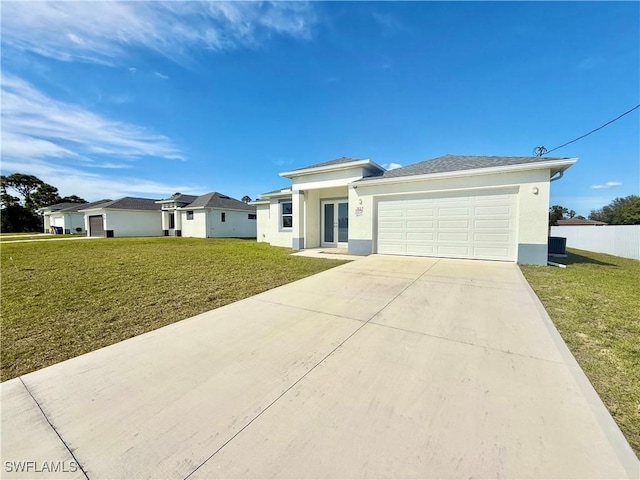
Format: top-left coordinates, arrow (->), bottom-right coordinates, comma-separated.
252,154 -> 577,265
156,192 -> 256,238
79,197 -> 163,237
40,200 -> 110,234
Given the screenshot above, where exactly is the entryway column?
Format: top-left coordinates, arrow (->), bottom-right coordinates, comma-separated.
292,190 -> 305,250
174,210 -> 182,236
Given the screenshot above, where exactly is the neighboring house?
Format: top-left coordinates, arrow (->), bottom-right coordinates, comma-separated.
556,218 -> 607,226
79,197 -> 162,237
40,200 -> 110,234
252,154 -> 577,265
156,191 -> 256,238
155,194 -> 198,236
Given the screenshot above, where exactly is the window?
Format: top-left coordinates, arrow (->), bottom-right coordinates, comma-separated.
248,213 -> 257,220
169,213 -> 175,229
281,201 -> 292,229
221,212 -> 226,222
186,211 -> 194,220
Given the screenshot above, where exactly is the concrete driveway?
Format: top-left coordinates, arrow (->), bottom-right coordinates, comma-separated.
2,256 -> 637,479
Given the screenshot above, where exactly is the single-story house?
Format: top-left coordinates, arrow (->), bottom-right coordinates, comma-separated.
252,154 -> 577,265
156,192 -> 256,238
556,218 -> 607,226
80,197 -> 162,237
40,200 -> 110,234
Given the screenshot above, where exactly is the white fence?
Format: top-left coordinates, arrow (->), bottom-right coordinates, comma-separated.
550,225 -> 640,261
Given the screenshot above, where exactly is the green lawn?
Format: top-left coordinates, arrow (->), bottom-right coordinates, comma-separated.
520,249 -> 640,457
1,237 -> 347,381
0,234 -> 78,242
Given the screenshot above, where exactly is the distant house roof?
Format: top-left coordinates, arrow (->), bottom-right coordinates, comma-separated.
60,199 -> 111,212
80,197 -> 161,211
40,202 -> 79,213
557,218 -> 607,226
356,155 -> 575,182
157,194 -> 198,204
184,192 -> 254,211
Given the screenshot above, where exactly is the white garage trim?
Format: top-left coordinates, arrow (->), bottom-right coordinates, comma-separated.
376,188 -> 518,261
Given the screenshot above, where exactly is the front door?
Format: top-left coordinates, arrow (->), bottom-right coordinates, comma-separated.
321,199 -> 348,247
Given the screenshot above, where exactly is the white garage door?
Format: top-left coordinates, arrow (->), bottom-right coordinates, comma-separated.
377,190 -> 517,261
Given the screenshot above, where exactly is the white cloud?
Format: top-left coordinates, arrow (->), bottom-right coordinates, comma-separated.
1,74 -> 183,162
1,2 -> 316,66
154,72 -> 169,80
382,162 -> 402,170
128,67 -> 137,74
591,181 -> 622,190
0,157 -> 201,201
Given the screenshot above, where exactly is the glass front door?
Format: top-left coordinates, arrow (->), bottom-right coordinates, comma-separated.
321,199 -> 348,247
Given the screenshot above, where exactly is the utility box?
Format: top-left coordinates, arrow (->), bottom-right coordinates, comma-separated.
548,236 -> 567,255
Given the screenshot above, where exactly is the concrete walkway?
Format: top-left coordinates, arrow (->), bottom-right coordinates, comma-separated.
1,256 -> 637,479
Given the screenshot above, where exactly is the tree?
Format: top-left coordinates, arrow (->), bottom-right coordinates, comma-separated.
589,195 -> 640,225
0,172 -> 87,233
549,205 -> 569,226
241,195 -> 252,203
60,195 -> 87,204
1,173 -> 44,210
31,184 -> 61,210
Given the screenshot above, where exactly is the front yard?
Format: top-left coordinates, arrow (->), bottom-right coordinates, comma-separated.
0,238 -> 347,381
521,249 -> 640,457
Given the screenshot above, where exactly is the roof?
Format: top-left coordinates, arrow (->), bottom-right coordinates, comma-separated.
260,187 -> 292,196
357,154 -> 575,181
256,187 -> 292,199
40,202 -> 78,212
157,194 -> 198,204
184,192 -> 254,211
60,199 -> 111,212
80,197 -> 161,211
287,156 -> 368,172
557,218 -> 607,226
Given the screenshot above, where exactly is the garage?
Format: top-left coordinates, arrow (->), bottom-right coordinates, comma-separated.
88,215 -> 105,237
377,189 -> 517,261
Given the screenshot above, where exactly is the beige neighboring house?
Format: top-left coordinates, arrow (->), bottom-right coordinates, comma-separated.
40,200 -> 110,234
156,192 -> 256,238
252,154 -> 577,266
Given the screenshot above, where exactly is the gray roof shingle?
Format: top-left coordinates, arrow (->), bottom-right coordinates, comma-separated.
159,194 -> 198,204
286,156 -> 368,172
60,199 -> 111,212
41,202 -> 79,212
185,192 -> 254,211
357,154 -> 574,181
81,197 -> 161,211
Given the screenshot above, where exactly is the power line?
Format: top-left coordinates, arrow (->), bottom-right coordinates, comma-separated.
535,103 -> 640,156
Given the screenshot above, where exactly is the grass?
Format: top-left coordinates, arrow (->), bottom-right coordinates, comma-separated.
1,237 -> 347,381
0,234 -> 78,242
0,232 -> 40,236
520,249 -> 640,457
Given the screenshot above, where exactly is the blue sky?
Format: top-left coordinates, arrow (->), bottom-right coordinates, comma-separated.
1,1 -> 638,216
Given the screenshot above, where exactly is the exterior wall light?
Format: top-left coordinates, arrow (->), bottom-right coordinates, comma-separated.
532,186 -> 539,195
